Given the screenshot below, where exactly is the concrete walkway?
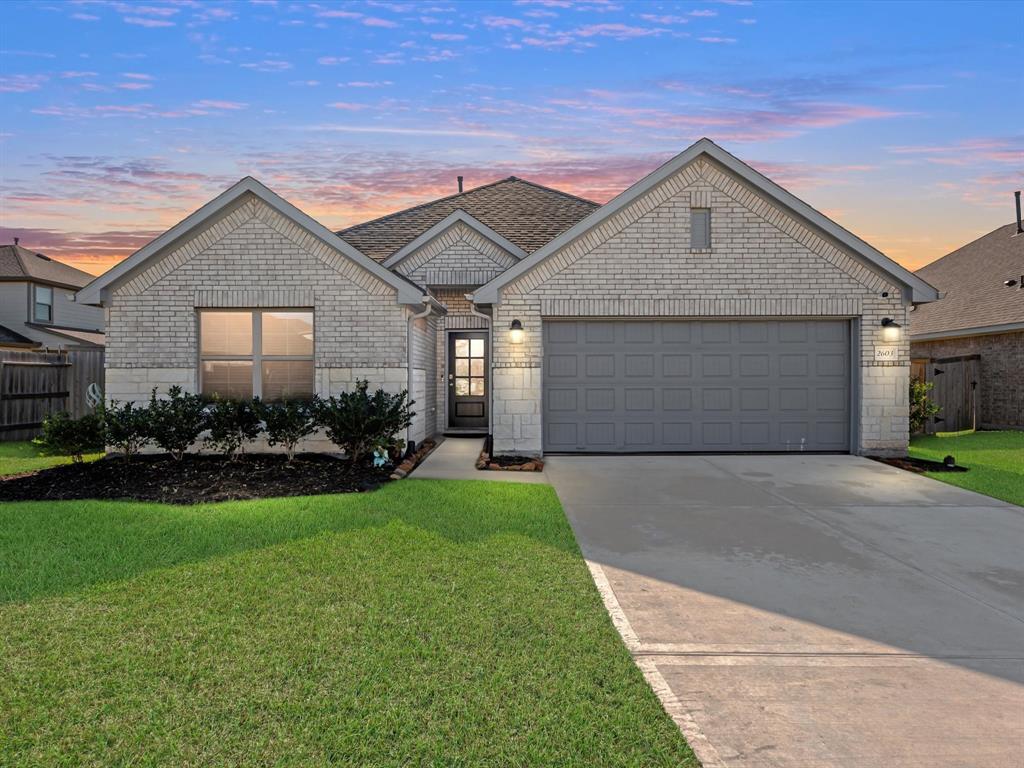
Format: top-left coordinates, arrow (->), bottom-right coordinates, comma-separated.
546,454 -> 1024,768
411,437 -> 548,484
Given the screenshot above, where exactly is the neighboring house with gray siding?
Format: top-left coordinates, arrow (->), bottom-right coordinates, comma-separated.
78,138 -> 940,456
0,242 -> 105,349
909,219 -> 1024,429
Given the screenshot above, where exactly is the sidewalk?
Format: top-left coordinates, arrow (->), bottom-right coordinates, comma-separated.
411,437 -> 548,484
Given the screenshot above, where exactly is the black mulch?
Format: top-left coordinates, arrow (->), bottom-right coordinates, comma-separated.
871,455 -> 968,474
0,453 -> 393,504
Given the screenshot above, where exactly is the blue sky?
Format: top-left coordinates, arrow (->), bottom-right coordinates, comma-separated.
0,0 -> 1021,274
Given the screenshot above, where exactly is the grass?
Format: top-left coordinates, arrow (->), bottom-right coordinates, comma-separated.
0,480 -> 696,767
909,430 -> 1024,506
0,440 -> 102,477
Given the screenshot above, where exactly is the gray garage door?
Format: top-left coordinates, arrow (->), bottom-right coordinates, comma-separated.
543,319 -> 851,453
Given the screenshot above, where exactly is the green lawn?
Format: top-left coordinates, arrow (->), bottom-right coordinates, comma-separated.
0,440 -> 102,477
909,430 -> 1024,507
0,480 -> 696,767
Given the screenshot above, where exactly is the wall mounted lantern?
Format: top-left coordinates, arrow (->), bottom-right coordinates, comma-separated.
880,317 -> 901,342
509,318 -> 525,344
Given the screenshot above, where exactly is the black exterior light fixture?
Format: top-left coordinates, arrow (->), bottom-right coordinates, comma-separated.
509,318 -> 525,344
880,317 -> 901,342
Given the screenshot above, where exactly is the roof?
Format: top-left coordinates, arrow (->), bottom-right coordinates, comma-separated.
78,176 -> 428,307
0,243 -> 97,289
337,177 -> 599,262
909,222 -> 1024,339
472,138 -> 941,305
0,324 -> 39,348
26,324 -> 106,347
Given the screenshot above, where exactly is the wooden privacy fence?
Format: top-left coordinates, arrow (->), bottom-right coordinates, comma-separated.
924,354 -> 980,434
0,348 -> 105,442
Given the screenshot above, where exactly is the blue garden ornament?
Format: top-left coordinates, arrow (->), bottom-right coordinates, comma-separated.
372,449 -> 388,468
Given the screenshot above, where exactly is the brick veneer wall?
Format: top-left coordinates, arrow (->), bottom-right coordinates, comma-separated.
104,192 -> 425,451
490,157 -> 910,456
910,330 -> 1024,428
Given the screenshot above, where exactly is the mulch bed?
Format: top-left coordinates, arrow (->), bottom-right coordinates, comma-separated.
0,453 -> 393,504
871,455 -> 968,474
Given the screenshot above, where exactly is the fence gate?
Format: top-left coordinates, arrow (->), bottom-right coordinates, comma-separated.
926,354 -> 980,433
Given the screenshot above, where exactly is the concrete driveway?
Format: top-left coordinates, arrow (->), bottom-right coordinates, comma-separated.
546,454 -> 1024,768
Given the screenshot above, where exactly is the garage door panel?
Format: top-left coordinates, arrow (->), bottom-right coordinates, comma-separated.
543,319 -> 850,453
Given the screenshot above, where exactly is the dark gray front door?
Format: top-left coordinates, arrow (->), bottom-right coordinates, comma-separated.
543,319 -> 851,453
448,331 -> 488,429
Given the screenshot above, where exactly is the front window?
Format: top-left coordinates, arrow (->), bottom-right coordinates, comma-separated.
34,285 -> 53,323
199,310 -> 314,400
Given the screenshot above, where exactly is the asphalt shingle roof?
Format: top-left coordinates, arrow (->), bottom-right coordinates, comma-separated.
0,324 -> 38,347
336,177 -> 599,262
910,222 -> 1024,337
0,244 -> 96,289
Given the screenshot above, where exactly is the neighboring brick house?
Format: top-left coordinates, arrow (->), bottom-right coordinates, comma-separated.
909,220 -> 1024,429
78,138 -> 939,456
0,241 -> 105,349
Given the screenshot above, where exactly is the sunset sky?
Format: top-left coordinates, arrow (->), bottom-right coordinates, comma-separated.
1,0 -> 1021,276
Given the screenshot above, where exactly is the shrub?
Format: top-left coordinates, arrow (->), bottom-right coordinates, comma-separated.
260,398 -> 318,461
204,396 -> 264,459
910,379 -> 941,434
147,386 -> 207,461
314,380 -> 414,465
39,411 -> 104,463
104,400 -> 151,460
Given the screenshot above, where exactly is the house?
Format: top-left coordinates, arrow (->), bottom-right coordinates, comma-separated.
909,212 -> 1024,429
0,241 -> 105,349
77,138 -> 939,456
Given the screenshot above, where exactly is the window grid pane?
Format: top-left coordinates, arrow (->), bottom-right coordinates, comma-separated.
261,312 -> 313,356
201,312 -> 253,356
262,360 -> 314,401
202,360 -> 254,399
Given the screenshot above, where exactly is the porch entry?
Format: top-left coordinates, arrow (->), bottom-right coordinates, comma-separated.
447,331 -> 488,430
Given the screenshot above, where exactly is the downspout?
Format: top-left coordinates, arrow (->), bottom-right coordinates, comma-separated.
407,296 -> 435,450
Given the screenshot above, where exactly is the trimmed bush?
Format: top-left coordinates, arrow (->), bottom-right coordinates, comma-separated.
103,400 -> 151,461
910,379 -> 941,434
204,397 -> 263,459
147,386 -> 207,461
260,398 -> 318,461
39,411 -> 105,463
315,381 -> 414,465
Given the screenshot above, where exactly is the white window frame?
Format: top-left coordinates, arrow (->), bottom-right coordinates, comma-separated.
33,284 -> 53,323
198,308 -> 314,400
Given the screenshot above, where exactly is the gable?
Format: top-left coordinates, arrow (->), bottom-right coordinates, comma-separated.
472,139 -> 939,305
78,177 -> 424,306
385,211 -> 523,286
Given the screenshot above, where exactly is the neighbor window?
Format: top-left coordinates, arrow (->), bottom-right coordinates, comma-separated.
199,310 -> 314,400
690,208 -> 711,249
33,285 -> 53,323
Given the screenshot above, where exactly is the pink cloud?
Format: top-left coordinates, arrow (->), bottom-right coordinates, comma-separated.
639,14 -> 688,24
431,32 -> 467,40
318,56 -> 352,65
0,74 -> 48,93
117,82 -> 153,91
192,100 -> 248,110
327,101 -> 367,110
575,23 -> 666,39
689,9 -> 718,17
363,17 -> 399,28
124,17 -> 175,28
483,16 -> 528,28
698,36 -> 736,44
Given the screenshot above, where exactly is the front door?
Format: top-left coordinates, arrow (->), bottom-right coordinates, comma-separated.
447,332 -> 488,430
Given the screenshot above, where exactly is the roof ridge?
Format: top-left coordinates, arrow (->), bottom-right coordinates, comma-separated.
336,176 -> 520,234
502,176 -> 600,207
915,221 -> 1018,274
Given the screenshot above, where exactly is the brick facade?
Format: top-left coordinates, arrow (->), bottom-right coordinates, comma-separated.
490,157 -> 909,456
104,192 -> 436,451
910,330 -> 1024,428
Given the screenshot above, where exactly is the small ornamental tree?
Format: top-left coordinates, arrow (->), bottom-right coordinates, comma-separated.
204,397 -> 263,459
314,380 -> 414,465
910,379 -> 941,434
147,386 -> 207,460
260,398 -> 318,461
104,400 -> 151,460
39,410 -> 105,463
